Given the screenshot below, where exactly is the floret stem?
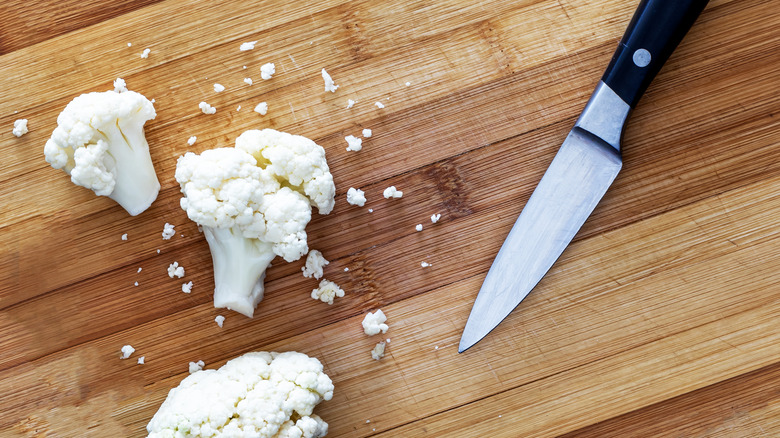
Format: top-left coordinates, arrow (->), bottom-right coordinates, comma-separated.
103,121 -> 160,216
203,226 -> 276,317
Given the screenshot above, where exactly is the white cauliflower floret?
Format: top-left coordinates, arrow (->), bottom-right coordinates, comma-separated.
302,250 -> 329,280
310,279 -> 344,305
371,342 -> 386,360
147,351 -> 333,438
362,310 -> 389,335
346,187 -> 366,207
176,130 -> 335,317
43,88 -> 159,216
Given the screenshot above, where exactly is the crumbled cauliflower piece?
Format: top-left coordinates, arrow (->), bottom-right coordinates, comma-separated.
162,223 -> 175,240
168,262 -> 185,278
138,267 -> 142,273
199,102 -> 216,114
311,279 -> 344,305
188,360 -> 205,374
127,42 -> 132,47
431,213 -> 441,223
134,281 -> 139,286
213,83 -> 225,93
421,261 -> 431,268
321,69 -> 338,93
346,187 -> 366,207
371,342 -> 386,360
140,48 -> 151,59
182,281 -> 193,293
187,136 -> 197,145
362,310 -> 388,335
239,41 -> 257,51
415,224 -> 423,232
383,186 -> 403,199
254,102 -> 268,115
405,81 -> 411,86
302,250 -> 329,280
345,135 -> 362,152
244,77 -> 253,86
120,345 -> 135,359
374,101 -> 385,109
215,315 -> 225,328
138,356 -> 145,364
260,63 -> 275,80
113,78 -> 127,93
147,351 -> 333,438
12,119 -> 28,137
346,99 -> 355,109
121,233 -> 128,240
362,128 -> 372,138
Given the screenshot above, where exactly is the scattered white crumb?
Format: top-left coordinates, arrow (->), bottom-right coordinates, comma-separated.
415,224 -> 423,232
140,48 -> 151,59
383,186 -> 403,199
344,267 -> 349,272
156,249 -> 161,254
167,262 -> 185,278
134,281 -> 139,287
182,281 -> 193,293
162,223 -> 175,240
421,261 -> 431,268
243,77 -> 253,86
127,42 -> 132,47
368,208 -> 374,213
434,345 -> 439,350
311,279 -> 345,305
346,99 -> 356,109
431,213 -> 441,223
362,310 -> 389,335
188,360 -> 205,373
187,136 -> 197,145
346,187 -> 366,207
254,102 -> 268,115
120,345 -> 135,359
198,101 -> 216,114
362,128 -> 372,138
375,101 -> 385,109
322,68 -> 339,92
345,135 -> 363,152
243,65 -> 247,69
302,250 -> 329,280
366,420 -> 371,424
12,119 -> 28,137
121,233 -> 128,241
151,98 -> 156,103
371,342 -> 386,360
213,83 -> 225,93
498,415 -> 502,418
260,63 -> 275,80
239,41 -> 257,51
405,81 -> 411,86
215,315 -> 225,328
237,105 -> 241,111
137,356 -> 145,364
137,267 -> 142,273
113,78 -> 127,93
386,338 -> 391,343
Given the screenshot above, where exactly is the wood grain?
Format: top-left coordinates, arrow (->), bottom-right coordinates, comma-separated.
1,0 -> 778,436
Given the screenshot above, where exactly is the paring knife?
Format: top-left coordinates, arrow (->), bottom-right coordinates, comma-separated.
459,0 -> 710,353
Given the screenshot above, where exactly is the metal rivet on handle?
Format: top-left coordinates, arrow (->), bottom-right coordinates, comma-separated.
632,48 -> 651,67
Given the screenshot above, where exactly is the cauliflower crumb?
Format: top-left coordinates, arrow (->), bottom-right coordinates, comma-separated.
345,135 -> 362,152
362,310 -> 389,335
243,77 -> 253,86
213,83 -> 225,93
383,186 -> 403,199
113,77 -> 127,93
431,213 -> 441,223
260,63 -> 275,80
368,208 -> 374,213
162,223 -> 175,240
362,128 -> 372,138
121,233 -> 128,240
344,267 -> 349,272
12,119 -> 28,137
127,42 -> 132,47
239,41 -> 257,51
156,249 -> 161,254
254,102 -> 268,115
311,279 -> 344,305
140,48 -> 151,59
421,261 -> 431,268
322,68 -> 339,92
168,262 -> 185,278
215,315 -> 225,328
138,356 -> 145,364
187,136 -> 197,145
188,360 -> 204,373
415,224 -> 423,232
375,101 -> 385,109
346,187 -> 366,207
182,281 -> 193,293
137,267 -> 142,273
134,281 -> 139,286
120,345 -> 135,359
302,250 -> 329,280
371,342 -> 386,360
346,99 -> 356,109
198,101 -> 216,114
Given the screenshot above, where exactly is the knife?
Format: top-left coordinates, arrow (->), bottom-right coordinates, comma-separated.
459,0 -> 710,353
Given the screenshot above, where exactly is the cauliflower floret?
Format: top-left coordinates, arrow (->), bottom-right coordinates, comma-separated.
321,69 -> 338,93
383,186 -> 403,199
43,88 -> 159,216
260,63 -> 275,80
147,351 -> 333,438
310,279 -> 344,305
362,310 -> 389,335
302,250 -> 329,280
346,187 -> 366,207
12,119 -> 28,137
344,135 -> 362,152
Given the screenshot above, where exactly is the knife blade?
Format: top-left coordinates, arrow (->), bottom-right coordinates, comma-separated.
459,0 -> 710,353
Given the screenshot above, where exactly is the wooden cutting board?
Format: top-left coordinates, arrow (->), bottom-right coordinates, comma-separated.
1,0 -> 778,436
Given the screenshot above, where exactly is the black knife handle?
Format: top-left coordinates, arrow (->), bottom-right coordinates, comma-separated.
602,0 -> 709,108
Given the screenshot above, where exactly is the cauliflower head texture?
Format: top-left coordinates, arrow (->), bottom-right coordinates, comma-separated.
147,351 -> 334,438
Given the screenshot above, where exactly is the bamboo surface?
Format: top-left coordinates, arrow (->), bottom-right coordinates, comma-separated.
1,0 -> 778,436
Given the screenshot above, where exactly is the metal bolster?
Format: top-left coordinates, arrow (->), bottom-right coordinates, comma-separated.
574,81 -> 631,152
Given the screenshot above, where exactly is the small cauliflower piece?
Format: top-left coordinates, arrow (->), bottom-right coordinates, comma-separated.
12,119 -> 28,137
374,101 -> 385,109
138,356 -> 145,364
113,77 -> 127,92
175,129 -> 336,317
321,69 -> 338,93
415,224 -> 423,232
310,279 -> 344,305
302,250 -> 329,280
371,342 -> 386,360
43,86 -> 159,216
260,63 -> 276,80
421,261 -> 431,268
162,222 -> 175,240
140,48 -> 151,58
362,310 -> 388,335
431,213 -> 441,223
244,77 -> 253,86
383,186 -> 403,199
346,187 -> 366,207
362,128 -> 372,138
254,102 -> 268,115
215,315 -> 225,328
168,262 -> 185,278
121,233 -> 128,241
188,360 -> 205,374
346,99 -> 355,109
214,83 -> 226,93
147,351 -> 333,438
239,41 -> 257,51
188,136 -> 197,145
182,281 -> 193,293
199,102 -> 217,114
120,345 -> 135,359
344,135 -> 362,152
